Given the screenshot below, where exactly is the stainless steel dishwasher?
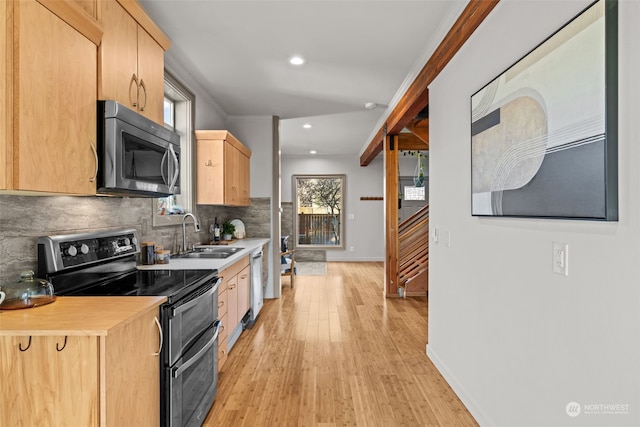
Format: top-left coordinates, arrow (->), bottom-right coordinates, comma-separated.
246,248 -> 263,328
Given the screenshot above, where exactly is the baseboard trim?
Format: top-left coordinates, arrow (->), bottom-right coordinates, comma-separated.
426,344 -> 493,427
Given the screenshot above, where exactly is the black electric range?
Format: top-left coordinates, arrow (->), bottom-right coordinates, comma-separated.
37,228 -> 223,427
36,228 -> 217,302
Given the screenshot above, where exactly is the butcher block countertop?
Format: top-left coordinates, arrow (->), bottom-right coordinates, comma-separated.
0,296 -> 166,336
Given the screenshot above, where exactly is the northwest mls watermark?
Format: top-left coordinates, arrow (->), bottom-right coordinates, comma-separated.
566,401 -> 630,417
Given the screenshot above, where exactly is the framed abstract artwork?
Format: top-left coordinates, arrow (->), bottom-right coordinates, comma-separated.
470,0 -> 618,220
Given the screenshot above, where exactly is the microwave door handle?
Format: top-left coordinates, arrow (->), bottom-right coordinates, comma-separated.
160,149 -> 169,185
169,145 -> 179,191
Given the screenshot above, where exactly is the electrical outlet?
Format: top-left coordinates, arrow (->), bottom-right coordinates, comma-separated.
552,242 -> 569,276
349,246 -> 355,252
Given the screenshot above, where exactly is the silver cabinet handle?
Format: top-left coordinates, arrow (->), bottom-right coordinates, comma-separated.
153,316 -> 163,357
90,143 -> 98,182
130,73 -> 139,108
138,78 -> 147,111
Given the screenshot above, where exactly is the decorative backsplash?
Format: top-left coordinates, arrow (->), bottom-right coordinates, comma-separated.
0,195 -> 271,285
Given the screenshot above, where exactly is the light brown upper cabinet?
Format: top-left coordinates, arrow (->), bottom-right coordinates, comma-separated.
196,131 -> 252,206
1,0 -> 102,195
98,0 -> 170,125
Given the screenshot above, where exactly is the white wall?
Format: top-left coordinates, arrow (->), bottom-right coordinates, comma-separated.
165,60 -> 227,129
428,1 -> 640,427
282,155 -> 384,261
226,116 -> 275,198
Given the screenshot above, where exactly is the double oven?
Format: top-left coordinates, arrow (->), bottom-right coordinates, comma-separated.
37,229 -> 220,427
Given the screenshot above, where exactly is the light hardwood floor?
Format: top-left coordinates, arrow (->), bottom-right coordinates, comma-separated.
204,262 -> 477,426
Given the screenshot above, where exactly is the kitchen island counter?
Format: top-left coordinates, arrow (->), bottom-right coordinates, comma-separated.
0,296 -> 165,427
0,296 -> 166,336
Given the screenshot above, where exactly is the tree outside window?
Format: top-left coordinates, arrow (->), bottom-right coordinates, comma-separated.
294,175 -> 345,249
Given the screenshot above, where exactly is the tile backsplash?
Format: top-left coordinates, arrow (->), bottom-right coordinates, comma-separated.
0,195 -> 271,285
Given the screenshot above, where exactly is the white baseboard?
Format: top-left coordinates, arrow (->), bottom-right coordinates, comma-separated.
426,344 -> 493,427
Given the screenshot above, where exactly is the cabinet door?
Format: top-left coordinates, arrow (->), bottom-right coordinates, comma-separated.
104,308 -> 160,427
196,138 -> 225,204
15,0 -> 97,194
218,312 -> 229,371
238,265 -> 251,321
70,0 -> 97,18
136,26 -> 165,125
99,0 -> 138,109
227,274 -> 239,332
224,142 -> 239,205
0,335 -> 99,426
239,151 -> 251,206
1,0 -> 9,190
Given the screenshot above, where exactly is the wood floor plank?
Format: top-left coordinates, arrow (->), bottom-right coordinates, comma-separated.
203,262 -> 477,427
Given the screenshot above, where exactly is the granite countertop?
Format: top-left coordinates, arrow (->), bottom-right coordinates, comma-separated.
136,238 -> 270,271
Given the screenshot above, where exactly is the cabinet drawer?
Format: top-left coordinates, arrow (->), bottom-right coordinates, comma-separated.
221,256 -> 250,279
219,313 -> 229,344
218,288 -> 228,319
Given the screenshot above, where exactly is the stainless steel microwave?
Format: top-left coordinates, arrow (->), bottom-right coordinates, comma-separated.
97,100 -> 180,197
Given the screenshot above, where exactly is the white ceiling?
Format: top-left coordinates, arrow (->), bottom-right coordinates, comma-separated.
138,0 -> 465,156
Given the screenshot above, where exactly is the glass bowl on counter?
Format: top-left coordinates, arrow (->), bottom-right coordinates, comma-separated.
0,270 -> 56,310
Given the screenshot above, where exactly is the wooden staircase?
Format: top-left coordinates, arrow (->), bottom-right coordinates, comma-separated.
398,204 -> 429,297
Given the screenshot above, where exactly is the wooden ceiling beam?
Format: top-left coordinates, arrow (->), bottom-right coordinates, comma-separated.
405,118 -> 429,146
360,0 -> 499,166
398,133 -> 428,151
360,126 -> 385,166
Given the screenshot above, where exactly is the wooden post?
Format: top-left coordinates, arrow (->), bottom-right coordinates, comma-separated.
384,133 -> 399,298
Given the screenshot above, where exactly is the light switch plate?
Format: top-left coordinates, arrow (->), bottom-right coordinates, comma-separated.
552,242 -> 569,276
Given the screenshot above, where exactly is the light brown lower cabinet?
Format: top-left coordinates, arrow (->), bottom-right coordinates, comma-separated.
217,256 -> 251,368
0,306 -> 161,426
217,282 -> 229,371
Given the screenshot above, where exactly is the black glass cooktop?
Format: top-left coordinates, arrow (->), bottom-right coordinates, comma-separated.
50,258 -> 217,304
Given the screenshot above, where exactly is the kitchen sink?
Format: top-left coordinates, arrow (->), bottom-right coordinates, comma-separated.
193,245 -> 245,254
173,246 -> 245,259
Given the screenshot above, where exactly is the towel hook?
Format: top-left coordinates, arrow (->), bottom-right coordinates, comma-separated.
56,336 -> 68,352
19,336 -> 32,352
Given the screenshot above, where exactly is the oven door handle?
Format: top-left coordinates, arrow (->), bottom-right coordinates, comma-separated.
171,277 -> 221,318
171,320 -> 221,379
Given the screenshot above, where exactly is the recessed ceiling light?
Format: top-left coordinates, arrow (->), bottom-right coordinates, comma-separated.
310,150 -> 317,155
289,56 -> 305,66
302,123 -> 312,129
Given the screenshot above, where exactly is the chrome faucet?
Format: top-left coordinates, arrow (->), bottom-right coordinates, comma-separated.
181,213 -> 201,252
